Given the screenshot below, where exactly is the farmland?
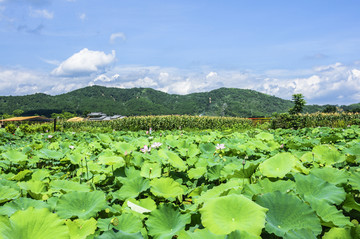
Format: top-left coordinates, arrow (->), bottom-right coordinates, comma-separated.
0,125 -> 360,238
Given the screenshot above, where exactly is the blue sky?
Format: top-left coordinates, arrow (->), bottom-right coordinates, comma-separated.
1,0 -> 360,105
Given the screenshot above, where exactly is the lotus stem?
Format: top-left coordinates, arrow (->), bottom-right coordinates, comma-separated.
85,157 -> 89,180
80,158 -> 83,184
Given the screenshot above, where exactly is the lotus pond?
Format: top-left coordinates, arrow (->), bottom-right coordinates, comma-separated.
0,126 -> 360,238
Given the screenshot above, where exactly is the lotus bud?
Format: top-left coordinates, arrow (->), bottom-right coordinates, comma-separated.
351,219 -> 359,226
110,217 -> 119,226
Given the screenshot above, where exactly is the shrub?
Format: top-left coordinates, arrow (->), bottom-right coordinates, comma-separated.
5,124 -> 17,134
19,124 -> 33,133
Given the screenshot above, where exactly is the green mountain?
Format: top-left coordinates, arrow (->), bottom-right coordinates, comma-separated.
0,86 -> 327,117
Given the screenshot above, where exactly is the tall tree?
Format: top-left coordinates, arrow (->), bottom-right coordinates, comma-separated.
13,109 -> 24,117
289,94 -> 306,114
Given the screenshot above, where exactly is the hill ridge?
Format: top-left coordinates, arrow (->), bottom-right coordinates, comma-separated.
0,85 -> 339,117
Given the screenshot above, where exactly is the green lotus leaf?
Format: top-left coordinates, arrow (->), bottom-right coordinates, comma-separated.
68,152 -> 83,165
255,132 -> 274,141
312,144 -> 345,165
322,227 -> 352,239
96,133 -> 113,144
300,152 -> 316,163
207,164 -> 223,181
2,150 -> 27,163
17,180 -> 47,200
97,212 -> 144,234
200,194 -> 267,236
283,229 -> 317,239
266,140 -> 281,151
0,186 -> 20,203
140,162 -> 161,179
150,177 -> 185,201
310,167 -> 348,185
343,143 -> 360,156
39,149 -> 65,160
195,180 -> 241,205
343,194 -> 360,212
114,167 -> 141,183
98,152 -> 125,168
0,216 -> 10,233
113,142 -> 136,155
294,174 -> 346,205
307,198 -> 352,227
226,230 -> 261,239
178,228 -> 225,239
187,166 -> 207,179
255,191 -> 322,238
113,177 -> 150,200
158,149 -> 187,171
9,169 -> 32,181
0,197 -> 49,216
199,143 -> 216,155
49,180 -> 91,193
146,204 -> 191,239
222,161 -> 258,179
97,230 -> 143,239
292,159 -> 310,174
56,191 -> 107,219
259,152 -> 296,178
0,207 -> 69,239
66,217 -> 97,239
243,178 -> 295,198
187,144 -> 201,159
124,197 -> 157,214
31,169 -> 50,181
115,213 -> 144,233
349,171 -> 360,191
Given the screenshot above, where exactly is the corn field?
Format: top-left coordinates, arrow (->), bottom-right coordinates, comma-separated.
62,115 -> 253,131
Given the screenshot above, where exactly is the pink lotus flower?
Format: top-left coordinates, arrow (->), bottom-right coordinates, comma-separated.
151,142 -> 162,148
140,145 -> 151,153
216,144 -> 225,150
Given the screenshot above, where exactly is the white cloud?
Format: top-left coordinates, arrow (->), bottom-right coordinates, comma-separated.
41,58 -> 60,66
2,61 -> 360,105
158,72 -> 169,83
29,7 -> 53,19
110,32 -> 126,43
206,71 -> 217,79
116,76 -> 158,89
52,48 -> 116,76
167,79 -> 192,95
93,73 -> 120,82
79,13 -> 86,21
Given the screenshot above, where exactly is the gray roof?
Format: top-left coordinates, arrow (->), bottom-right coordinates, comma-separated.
87,112 -> 106,117
88,116 -> 107,121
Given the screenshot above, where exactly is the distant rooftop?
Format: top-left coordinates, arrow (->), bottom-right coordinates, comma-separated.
86,112 -> 126,121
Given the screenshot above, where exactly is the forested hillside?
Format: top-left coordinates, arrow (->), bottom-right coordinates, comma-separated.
0,86 -> 329,117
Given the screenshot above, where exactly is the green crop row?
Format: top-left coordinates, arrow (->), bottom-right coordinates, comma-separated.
270,112 -> 360,129
62,115 -> 253,131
